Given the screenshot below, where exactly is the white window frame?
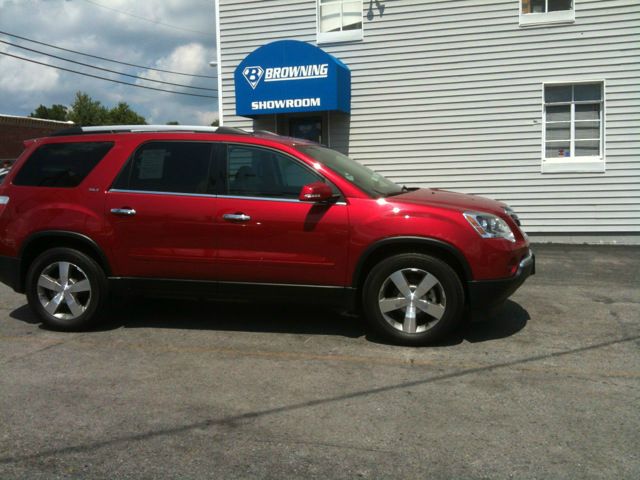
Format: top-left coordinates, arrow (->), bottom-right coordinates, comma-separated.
519,0 -> 575,27
541,80 -> 606,174
317,0 -> 363,44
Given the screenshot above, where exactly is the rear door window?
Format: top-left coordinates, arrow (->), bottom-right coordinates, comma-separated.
13,142 -> 113,187
112,141 -> 217,195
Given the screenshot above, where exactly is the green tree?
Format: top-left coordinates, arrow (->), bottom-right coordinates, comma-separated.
211,119 -> 219,127
32,92 -> 146,126
108,102 -> 146,125
30,104 -> 68,121
67,92 -> 109,126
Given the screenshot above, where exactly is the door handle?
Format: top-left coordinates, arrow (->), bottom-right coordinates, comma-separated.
110,208 -> 137,216
222,213 -> 251,222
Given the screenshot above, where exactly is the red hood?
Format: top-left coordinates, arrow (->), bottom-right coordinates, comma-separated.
390,188 -> 507,214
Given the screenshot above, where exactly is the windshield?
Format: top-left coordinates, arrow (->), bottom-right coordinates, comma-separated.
296,145 -> 402,198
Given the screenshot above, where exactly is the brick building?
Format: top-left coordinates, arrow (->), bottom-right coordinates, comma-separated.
0,114 -> 72,165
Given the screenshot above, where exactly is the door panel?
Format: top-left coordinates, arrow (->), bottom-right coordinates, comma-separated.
105,140 -> 220,279
215,197 -> 349,285
217,143 -> 349,286
105,192 -> 218,279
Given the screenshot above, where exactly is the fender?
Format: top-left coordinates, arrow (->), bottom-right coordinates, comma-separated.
352,236 -> 473,288
18,230 -> 112,291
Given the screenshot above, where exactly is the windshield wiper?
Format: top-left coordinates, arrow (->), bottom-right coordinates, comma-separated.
385,185 -> 417,197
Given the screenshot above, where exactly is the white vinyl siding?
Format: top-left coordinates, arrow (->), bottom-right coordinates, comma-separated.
219,0 -> 640,235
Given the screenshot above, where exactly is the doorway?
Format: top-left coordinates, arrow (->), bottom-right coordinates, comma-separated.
289,116 -> 323,143
270,113 -> 328,145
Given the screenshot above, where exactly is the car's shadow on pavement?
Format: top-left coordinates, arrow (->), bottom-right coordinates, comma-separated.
10,298 -> 529,345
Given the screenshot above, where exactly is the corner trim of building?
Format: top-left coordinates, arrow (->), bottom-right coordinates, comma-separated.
214,0 -> 224,126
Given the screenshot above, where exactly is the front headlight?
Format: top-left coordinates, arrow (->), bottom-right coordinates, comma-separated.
463,211 -> 515,242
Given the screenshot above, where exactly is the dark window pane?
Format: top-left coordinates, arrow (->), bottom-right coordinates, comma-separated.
545,141 -> 571,158
343,21 -> 362,31
227,145 -> 321,198
118,142 -> 213,194
531,0 -> 545,13
546,122 -> 570,140
545,85 -> 572,103
574,83 -> 601,101
531,0 -> 546,12
548,0 -> 572,12
277,156 -> 320,192
575,140 -> 600,157
575,121 -> 600,140
546,105 -> 570,121
13,142 -> 113,188
575,104 -> 601,121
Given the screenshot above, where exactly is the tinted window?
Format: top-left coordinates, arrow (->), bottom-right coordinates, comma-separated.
13,142 -> 113,188
226,145 -> 322,198
113,142 -> 215,194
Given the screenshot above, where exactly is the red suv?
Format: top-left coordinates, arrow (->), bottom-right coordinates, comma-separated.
0,126 -> 534,345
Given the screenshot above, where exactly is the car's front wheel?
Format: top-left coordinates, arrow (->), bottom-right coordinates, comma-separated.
26,248 -> 108,331
362,253 -> 464,346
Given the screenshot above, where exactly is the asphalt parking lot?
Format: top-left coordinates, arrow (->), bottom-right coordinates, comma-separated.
0,243 -> 639,479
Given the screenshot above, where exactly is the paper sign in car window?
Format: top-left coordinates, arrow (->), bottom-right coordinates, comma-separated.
138,150 -> 167,179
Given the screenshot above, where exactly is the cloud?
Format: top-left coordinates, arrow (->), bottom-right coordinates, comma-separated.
0,45 -> 59,93
143,43 -> 212,83
0,0 -> 217,124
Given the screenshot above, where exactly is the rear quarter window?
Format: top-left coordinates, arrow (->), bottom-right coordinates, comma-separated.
12,142 -> 113,188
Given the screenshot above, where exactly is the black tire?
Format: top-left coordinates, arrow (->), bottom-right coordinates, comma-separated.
25,248 -> 108,331
362,253 -> 464,346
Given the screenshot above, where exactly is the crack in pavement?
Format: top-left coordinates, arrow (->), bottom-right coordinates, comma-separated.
1,333 -> 638,465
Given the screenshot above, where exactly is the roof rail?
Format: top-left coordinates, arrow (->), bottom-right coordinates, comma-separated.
50,125 -> 252,136
50,127 -> 84,137
253,129 -> 279,136
214,126 -> 251,135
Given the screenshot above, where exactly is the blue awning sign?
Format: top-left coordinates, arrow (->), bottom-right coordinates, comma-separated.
234,40 -> 351,117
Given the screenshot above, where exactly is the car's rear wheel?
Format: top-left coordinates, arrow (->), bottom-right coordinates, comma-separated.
26,248 -> 108,331
362,253 -> 464,345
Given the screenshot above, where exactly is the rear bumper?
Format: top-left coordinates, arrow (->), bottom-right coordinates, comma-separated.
467,249 -> 535,311
0,255 -> 20,292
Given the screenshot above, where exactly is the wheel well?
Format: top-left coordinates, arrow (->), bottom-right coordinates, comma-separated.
354,241 -> 470,304
18,234 -> 111,292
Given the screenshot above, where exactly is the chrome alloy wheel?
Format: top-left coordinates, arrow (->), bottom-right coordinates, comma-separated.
377,268 -> 446,334
37,261 -> 92,320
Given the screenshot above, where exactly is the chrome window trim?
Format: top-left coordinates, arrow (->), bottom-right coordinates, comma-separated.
108,188 -> 347,205
219,194 -> 347,206
109,188 -> 217,199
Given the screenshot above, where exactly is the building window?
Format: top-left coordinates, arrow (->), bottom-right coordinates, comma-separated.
542,82 -> 605,173
317,0 -> 363,44
520,0 -> 575,26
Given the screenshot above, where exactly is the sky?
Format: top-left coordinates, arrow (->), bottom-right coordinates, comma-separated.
0,0 -> 218,125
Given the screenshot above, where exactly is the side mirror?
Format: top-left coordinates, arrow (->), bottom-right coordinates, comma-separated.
299,182 -> 333,203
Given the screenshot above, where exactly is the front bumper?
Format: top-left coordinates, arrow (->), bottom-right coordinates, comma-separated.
467,249 -> 535,311
0,255 -> 20,292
